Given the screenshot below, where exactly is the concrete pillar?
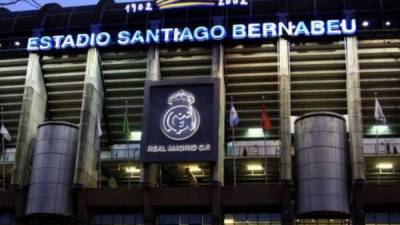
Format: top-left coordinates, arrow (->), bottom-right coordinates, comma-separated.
141,45 -> 160,188
345,36 -> 365,225
210,43 -> 224,225
345,36 -> 365,181
211,43 -> 225,186
74,48 -> 104,188
278,38 -> 292,182
11,53 -> 47,188
278,38 -> 293,225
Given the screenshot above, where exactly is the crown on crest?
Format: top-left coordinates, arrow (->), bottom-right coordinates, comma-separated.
168,90 -> 195,106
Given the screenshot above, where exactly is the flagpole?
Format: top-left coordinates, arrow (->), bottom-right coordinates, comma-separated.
375,92 -> 380,185
262,96 -> 268,185
125,100 -> 131,189
97,114 -> 102,189
231,97 -> 237,187
1,107 -> 5,190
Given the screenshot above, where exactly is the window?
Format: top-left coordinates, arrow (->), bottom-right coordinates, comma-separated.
91,214 -> 143,225
366,212 -> 400,225
158,214 -> 211,225
224,213 -> 281,225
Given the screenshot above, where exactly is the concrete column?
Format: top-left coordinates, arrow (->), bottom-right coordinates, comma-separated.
211,43 -> 225,186
278,38 -> 292,182
74,48 -> 104,188
345,36 -> 365,225
278,38 -> 293,225
11,53 -> 47,188
141,45 -> 160,188
345,36 -> 365,181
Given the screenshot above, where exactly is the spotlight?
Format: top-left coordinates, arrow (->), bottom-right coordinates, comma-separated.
376,162 -> 393,170
247,164 -> 263,171
125,166 -> 141,174
362,21 -> 369,27
385,21 -> 391,27
14,41 -> 21,47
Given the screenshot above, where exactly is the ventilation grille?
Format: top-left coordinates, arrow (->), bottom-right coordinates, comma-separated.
100,51 -> 147,144
359,39 -> 400,135
290,41 -> 347,117
160,46 -> 211,79
225,42 -> 279,140
0,57 -> 28,146
41,54 -> 86,124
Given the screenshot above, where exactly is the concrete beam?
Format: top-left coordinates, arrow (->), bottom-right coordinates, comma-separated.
277,38 -> 292,182
74,48 -> 104,188
11,53 -> 47,188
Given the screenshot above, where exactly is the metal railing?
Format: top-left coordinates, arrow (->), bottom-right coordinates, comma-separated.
226,140 -> 281,158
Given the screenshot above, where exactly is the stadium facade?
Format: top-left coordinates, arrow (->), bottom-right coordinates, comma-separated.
0,0 -> 399,225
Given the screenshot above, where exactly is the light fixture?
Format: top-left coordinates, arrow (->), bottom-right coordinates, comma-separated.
385,21 -> 391,26
247,164 -> 263,171
188,165 -> 202,173
362,21 -> 369,27
129,131 -> 142,141
224,219 -> 234,224
371,125 -> 389,134
125,166 -> 141,174
14,41 -> 21,46
247,128 -> 264,138
376,162 -> 393,170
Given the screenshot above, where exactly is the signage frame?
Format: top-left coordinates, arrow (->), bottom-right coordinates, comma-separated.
140,77 -> 221,163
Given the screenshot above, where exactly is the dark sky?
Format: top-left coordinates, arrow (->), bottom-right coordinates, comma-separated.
3,0 -> 106,11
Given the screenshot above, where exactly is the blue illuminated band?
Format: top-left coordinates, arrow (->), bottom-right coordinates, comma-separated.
27,19 -> 356,51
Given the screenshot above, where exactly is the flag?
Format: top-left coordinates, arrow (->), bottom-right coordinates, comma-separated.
0,124 -> 11,142
375,96 -> 386,124
229,102 -> 240,127
261,104 -> 272,131
122,106 -> 130,138
96,113 -> 103,137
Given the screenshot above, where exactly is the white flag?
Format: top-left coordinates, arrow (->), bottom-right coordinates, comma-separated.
375,96 -> 386,124
0,124 -> 11,142
229,102 -> 240,128
96,114 -> 103,137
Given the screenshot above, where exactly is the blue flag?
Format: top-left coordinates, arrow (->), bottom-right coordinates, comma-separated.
229,102 -> 240,127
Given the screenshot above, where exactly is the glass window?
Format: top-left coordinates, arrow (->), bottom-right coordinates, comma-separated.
125,215 -> 136,225
167,215 -> 179,225
203,214 -> 212,225
189,214 -> 202,225
90,214 -> 143,225
114,214 -> 124,225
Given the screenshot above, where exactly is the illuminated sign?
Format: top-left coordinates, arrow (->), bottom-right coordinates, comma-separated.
141,78 -> 220,162
121,0 -> 249,14
26,19 -> 356,52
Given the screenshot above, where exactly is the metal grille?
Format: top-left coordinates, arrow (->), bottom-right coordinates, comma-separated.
358,39 -> 400,135
0,56 -> 28,146
100,50 -> 147,144
225,42 -> 279,139
290,40 -> 347,116
160,45 -> 212,79
41,54 -> 86,124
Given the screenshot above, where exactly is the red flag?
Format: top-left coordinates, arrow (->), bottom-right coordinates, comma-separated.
261,104 -> 272,131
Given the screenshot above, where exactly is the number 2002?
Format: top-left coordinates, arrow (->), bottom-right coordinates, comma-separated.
218,0 -> 249,6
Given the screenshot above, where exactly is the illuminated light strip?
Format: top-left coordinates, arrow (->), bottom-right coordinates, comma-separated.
159,2 -> 215,9
157,0 -> 181,7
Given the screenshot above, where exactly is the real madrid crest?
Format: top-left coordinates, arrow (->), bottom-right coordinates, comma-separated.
160,90 -> 201,141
